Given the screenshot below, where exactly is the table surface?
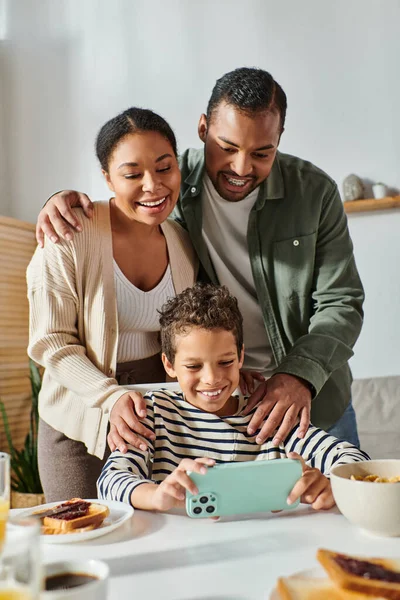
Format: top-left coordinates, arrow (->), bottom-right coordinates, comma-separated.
12,505 -> 400,600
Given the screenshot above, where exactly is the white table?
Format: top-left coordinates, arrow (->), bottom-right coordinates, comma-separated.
15,506 -> 400,600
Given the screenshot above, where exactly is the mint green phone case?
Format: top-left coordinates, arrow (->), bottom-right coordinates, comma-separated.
186,458 -> 302,518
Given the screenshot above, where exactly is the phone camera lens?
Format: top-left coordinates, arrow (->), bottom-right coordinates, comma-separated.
200,496 -> 208,504
206,505 -> 215,514
193,506 -> 202,515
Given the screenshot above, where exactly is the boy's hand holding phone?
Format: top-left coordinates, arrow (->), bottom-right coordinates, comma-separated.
287,452 -> 335,510
151,457 -> 215,511
134,454 -> 334,515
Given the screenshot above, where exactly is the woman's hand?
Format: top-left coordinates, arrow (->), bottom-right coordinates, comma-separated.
151,457 -> 215,512
286,453 -> 335,511
108,392 -> 155,453
36,190 -> 94,247
239,369 -> 265,396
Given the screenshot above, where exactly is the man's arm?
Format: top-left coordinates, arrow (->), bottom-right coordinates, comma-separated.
273,183 -> 364,393
246,182 -> 364,444
36,190 -> 93,246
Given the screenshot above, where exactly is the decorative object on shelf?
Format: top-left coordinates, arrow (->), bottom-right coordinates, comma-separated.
372,182 -> 388,199
342,174 -> 364,201
0,360 -> 45,508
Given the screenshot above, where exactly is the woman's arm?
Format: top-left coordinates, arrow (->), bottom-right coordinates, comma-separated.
28,218 -> 156,449
28,260 -> 124,412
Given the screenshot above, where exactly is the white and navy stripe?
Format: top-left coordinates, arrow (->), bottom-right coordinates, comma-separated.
97,389 -> 369,505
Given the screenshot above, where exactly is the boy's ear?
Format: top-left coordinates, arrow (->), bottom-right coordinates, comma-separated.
238,345 -> 244,369
162,353 -> 177,379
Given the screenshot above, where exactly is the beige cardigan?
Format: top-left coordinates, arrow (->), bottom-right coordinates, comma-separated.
27,201 -> 197,458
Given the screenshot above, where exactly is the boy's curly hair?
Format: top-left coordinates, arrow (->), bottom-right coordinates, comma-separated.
159,283 -> 243,363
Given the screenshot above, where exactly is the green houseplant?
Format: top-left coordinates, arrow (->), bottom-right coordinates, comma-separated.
0,359 -> 45,507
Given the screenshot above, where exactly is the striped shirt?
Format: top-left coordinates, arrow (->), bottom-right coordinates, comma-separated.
97,389 -> 370,505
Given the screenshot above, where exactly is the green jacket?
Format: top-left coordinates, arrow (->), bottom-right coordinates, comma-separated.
173,148 -> 364,430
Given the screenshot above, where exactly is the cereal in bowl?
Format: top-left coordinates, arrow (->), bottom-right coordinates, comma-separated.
350,474 -> 400,483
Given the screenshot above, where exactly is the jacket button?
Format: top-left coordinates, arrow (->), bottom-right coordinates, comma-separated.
293,239 -> 299,246
191,186 -> 197,194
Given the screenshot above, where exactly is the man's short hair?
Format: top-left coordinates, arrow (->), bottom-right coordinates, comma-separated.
159,283 -> 243,364
206,67 -> 287,131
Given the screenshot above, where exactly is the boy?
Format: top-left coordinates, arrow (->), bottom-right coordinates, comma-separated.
98,284 -> 369,513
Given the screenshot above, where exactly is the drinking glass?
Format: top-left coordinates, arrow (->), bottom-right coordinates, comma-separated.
0,453 -> 10,553
0,516 -> 41,599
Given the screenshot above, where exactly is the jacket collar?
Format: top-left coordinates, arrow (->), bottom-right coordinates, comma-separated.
184,156 -> 205,189
255,151 -> 285,207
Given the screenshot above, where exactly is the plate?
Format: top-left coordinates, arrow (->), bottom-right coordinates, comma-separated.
269,566 -> 325,599
15,499 -> 134,544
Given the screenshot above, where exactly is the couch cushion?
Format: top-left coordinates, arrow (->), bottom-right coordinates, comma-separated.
352,376 -> 400,459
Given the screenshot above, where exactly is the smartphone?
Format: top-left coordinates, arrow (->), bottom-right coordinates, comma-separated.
186,458 -> 302,518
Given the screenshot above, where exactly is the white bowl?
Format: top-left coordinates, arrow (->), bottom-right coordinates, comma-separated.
331,459 -> 400,537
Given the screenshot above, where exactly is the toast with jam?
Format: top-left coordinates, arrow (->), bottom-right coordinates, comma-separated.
317,548 -> 400,599
32,498 -> 109,534
277,575 -> 383,599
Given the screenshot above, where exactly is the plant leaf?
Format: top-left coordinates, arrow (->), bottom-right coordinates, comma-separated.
0,361 -> 43,494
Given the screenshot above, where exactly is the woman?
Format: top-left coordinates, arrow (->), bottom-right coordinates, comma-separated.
27,108 -> 197,501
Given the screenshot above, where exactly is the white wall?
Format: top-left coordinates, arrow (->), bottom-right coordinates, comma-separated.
1,0 -> 399,378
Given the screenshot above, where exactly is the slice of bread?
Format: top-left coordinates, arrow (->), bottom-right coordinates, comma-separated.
317,549 -> 400,599
41,523 -> 97,535
277,575 -> 386,599
33,498 -> 109,534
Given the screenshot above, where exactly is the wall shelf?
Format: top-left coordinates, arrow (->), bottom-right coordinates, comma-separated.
343,195 -> 400,214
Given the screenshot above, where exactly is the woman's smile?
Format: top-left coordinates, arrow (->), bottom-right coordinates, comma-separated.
136,194 -> 170,213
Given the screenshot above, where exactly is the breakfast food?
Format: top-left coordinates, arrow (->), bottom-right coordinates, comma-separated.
350,474 -> 400,483
32,498 -> 109,535
317,549 -> 400,599
276,549 -> 400,599
277,575 -> 383,599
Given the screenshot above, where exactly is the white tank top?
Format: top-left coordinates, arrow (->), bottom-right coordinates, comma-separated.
114,261 -> 175,362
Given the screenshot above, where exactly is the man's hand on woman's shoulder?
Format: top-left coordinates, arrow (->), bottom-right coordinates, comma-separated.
36,190 -> 94,247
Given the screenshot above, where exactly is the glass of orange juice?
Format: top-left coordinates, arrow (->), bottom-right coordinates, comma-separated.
0,516 -> 41,599
0,453 -> 10,553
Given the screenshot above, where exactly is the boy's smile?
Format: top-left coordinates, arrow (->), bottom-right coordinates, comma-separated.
162,327 -> 244,417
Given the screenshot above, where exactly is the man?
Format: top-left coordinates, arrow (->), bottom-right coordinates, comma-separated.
36,67 -> 364,447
